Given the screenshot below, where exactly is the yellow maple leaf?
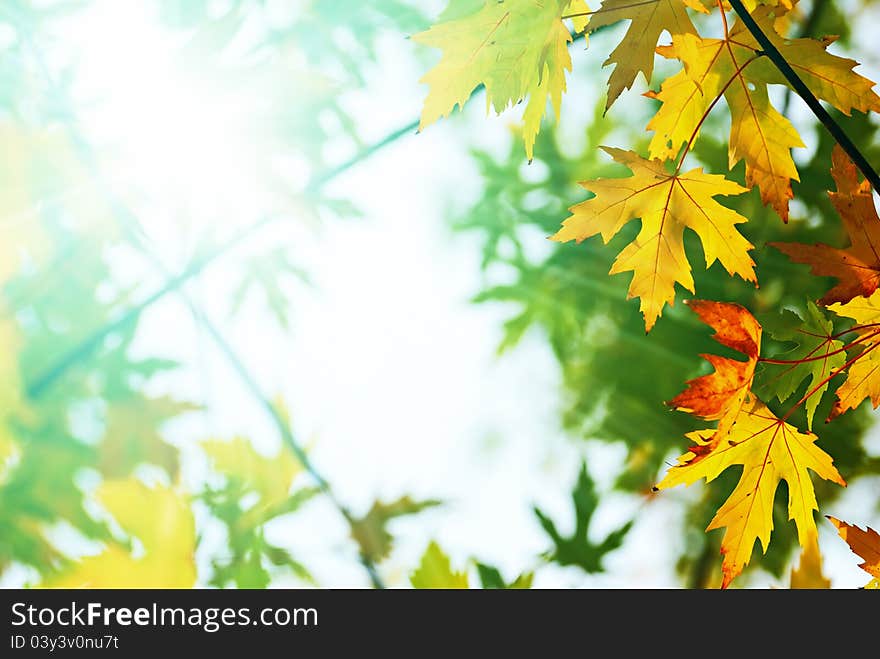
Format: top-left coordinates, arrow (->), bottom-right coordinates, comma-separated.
740,0 -> 795,10
657,397 -> 845,588
552,147 -> 755,330
588,0 -> 704,110
202,436 -> 304,528
742,8 -> 880,117
790,532 -> 830,589
648,8 -> 879,221
647,31 -> 803,221
46,479 -> 196,588
413,0 -> 588,160
826,290 -> 880,419
827,516 -> 880,589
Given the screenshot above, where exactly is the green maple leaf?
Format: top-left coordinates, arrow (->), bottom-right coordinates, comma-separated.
476,562 -> 533,589
755,302 -> 844,428
534,463 -> 632,573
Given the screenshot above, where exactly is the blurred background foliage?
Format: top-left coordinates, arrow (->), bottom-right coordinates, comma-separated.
0,0 -> 439,588
0,0 -> 878,589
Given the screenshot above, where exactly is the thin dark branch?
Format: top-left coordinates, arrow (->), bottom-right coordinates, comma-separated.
727,0 -> 880,195
19,29 -> 396,585
194,309 -> 387,589
25,120 -> 418,398
781,0 -> 828,115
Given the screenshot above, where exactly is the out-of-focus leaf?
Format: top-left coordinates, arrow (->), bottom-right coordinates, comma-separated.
476,562 -> 533,589
46,479 -> 196,588
100,396 -> 199,478
790,534 -> 830,589
410,541 -> 469,589
534,463 -> 632,573
201,437 -> 317,587
351,496 -> 442,564
202,436 -> 307,525
230,247 -> 311,330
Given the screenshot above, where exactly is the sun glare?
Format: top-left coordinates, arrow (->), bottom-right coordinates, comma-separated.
65,1 -> 271,241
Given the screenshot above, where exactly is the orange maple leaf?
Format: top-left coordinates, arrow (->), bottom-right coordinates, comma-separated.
827,516 -> 880,589
772,146 -> 880,305
669,300 -> 762,443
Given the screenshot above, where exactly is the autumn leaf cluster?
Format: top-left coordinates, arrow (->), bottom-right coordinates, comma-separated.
415,0 -> 880,586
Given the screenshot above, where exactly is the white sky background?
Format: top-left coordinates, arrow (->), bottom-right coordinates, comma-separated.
18,0 -> 880,588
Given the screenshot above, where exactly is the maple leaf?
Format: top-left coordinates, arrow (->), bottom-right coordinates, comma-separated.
534,462 -> 632,573
826,290 -> 880,419
413,0 -> 588,160
410,541 -> 469,588
755,303 -> 844,429
648,9 -> 880,221
350,496 -> 442,564
100,396 -> 199,478
790,532 -> 830,589
201,438 -> 317,588
587,0 -> 704,110
647,31 -> 802,220
827,516 -> 880,589
476,563 -> 533,589
670,300 -> 762,442
552,148 -> 755,330
46,479 -> 196,588
772,146 -> 880,305
743,9 -> 880,118
656,397 -> 846,588
201,437 -> 314,528
741,0 -> 794,8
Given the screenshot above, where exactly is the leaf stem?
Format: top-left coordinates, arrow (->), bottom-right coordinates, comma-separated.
193,309 -> 388,589
726,0 -> 880,195
782,336 -> 880,422
25,119 -> 419,398
561,0 -> 661,20
675,53 -> 763,173
758,329 -> 880,365
781,0 -> 829,116
830,321 -> 880,341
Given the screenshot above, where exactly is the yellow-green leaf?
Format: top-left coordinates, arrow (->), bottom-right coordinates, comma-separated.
202,436 -> 303,511
414,0 -> 587,160
46,479 -> 196,588
410,541 -> 469,589
588,0 -> 702,110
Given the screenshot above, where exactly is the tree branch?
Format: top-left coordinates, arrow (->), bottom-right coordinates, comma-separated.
727,0 -> 880,195
25,119 -> 418,398
193,309 -> 387,589
781,0 -> 828,115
